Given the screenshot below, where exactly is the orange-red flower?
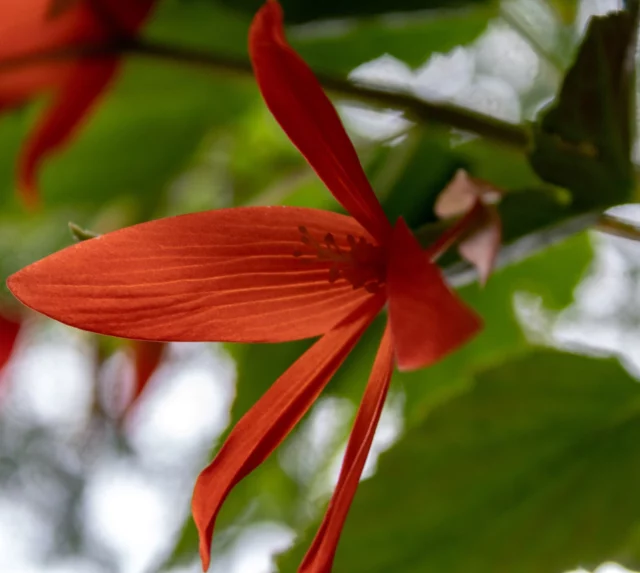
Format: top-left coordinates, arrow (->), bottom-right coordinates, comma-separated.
7,1 -> 493,570
1,0 -> 156,204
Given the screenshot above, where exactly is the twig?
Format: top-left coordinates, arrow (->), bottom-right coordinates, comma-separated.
445,211 -> 640,286
2,37 -> 639,249
595,213 -> 640,241
0,38 -> 532,151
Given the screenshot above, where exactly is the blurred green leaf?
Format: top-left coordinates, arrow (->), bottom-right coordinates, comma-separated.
530,4 -> 639,208
280,349 -> 640,573
294,5 -> 496,72
381,132 -> 460,229
219,0 -> 492,24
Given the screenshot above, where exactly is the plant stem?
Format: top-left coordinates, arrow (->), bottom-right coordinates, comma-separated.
3,38 -> 639,248
444,211 -> 640,286
0,38 -> 532,151
596,213 -> 640,241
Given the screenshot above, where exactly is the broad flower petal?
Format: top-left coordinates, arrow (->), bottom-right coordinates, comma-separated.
249,0 -> 391,242
8,207 -> 379,343
300,321 -> 394,573
192,295 -> 384,570
387,218 -> 481,371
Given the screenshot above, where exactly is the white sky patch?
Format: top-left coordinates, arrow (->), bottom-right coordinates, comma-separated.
567,563 -> 638,573
577,0 -> 625,33
0,497 -> 52,568
348,53 -> 414,91
413,47 -> 476,101
208,522 -> 295,573
9,324 -> 94,433
280,396 -> 354,487
127,342 -> 235,469
339,104 -> 412,143
340,13 -> 547,143
82,460 -> 173,573
327,390 -> 404,488
3,559 -> 105,573
474,22 -> 540,94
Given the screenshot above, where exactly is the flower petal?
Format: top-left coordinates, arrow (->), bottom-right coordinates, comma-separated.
125,340 -> 165,417
300,320 -> 394,573
0,312 -> 21,373
19,61 -> 115,205
387,218 -> 482,371
249,0 -> 391,242
12,0 -> 156,204
434,169 -> 503,284
8,207 -> 378,343
458,205 -> 501,286
192,294 -> 383,571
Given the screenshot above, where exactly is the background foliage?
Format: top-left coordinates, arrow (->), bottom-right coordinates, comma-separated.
2,0 -> 640,572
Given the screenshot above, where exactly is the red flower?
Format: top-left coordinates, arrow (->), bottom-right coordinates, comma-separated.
7,1 -> 492,570
1,0 -> 155,204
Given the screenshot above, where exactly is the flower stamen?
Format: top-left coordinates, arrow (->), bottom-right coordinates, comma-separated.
294,226 -> 385,292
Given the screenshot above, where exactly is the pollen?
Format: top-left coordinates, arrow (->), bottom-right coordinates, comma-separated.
294,226 -> 385,292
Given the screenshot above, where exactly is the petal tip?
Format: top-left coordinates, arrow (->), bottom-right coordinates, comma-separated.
6,272 -> 22,300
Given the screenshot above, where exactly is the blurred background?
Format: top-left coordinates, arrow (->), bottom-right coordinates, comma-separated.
2,0 -> 640,571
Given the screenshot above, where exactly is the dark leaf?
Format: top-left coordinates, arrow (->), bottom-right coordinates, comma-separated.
530,4 -> 639,208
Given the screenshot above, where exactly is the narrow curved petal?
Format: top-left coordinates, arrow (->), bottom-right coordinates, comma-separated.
192,295 -> 383,571
126,340 -> 165,416
300,321 -> 394,573
387,218 -> 482,371
8,207 -> 378,343
19,61 -> 115,205
249,0 -> 391,242
0,312 -> 21,373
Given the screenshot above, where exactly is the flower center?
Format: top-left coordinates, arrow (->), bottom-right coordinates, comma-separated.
293,226 -> 385,293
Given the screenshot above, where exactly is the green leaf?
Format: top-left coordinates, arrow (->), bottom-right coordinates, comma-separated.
279,349 -> 640,573
294,5 -> 496,72
529,4 -> 639,208
219,0 -> 492,24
